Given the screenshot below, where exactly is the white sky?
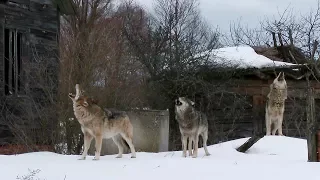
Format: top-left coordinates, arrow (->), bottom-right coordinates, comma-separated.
134,0 -> 319,33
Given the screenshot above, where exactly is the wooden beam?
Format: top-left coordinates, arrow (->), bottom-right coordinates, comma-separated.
236,133 -> 264,153
52,0 -> 75,15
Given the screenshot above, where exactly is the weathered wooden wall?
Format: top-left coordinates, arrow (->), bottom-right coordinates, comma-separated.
0,0 -> 60,145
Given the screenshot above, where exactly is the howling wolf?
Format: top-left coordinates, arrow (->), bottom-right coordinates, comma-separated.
265,72 -> 287,136
175,97 -> 210,158
68,84 -> 136,160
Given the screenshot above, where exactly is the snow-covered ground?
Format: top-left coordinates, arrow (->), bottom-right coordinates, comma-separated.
1,136 -> 319,180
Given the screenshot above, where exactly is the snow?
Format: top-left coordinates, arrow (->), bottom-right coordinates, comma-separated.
210,46 -> 298,69
1,136 -> 319,180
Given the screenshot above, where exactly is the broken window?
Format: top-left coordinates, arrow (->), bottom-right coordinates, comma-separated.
0,0 -> 9,4
4,28 -> 24,95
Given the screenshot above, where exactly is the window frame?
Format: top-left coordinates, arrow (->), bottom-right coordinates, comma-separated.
3,27 -> 26,96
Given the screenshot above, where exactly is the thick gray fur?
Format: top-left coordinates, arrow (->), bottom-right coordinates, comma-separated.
175,97 -> 210,158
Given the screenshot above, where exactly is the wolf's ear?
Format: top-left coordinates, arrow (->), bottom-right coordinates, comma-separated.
190,100 -> 195,106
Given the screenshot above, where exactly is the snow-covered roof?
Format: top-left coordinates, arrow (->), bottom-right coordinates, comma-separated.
210,46 -> 297,69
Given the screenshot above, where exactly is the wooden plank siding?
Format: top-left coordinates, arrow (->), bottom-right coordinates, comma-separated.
0,0 -> 60,145
0,6 -> 4,94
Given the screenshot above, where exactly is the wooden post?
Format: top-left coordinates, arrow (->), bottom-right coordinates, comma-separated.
317,131 -> 320,161
306,87 -> 317,162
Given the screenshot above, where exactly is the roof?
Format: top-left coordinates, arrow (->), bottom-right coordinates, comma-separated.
198,46 -> 309,80
53,0 -> 75,15
210,46 -> 297,69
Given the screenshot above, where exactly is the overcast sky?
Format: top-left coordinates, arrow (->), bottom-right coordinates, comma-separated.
134,0 -> 319,33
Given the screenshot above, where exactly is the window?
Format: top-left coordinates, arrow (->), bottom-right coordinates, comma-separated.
4,28 -> 23,95
0,0 -> 9,4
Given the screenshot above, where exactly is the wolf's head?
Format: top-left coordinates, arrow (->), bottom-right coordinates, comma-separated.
175,97 -> 195,113
271,72 -> 287,90
68,84 -> 98,107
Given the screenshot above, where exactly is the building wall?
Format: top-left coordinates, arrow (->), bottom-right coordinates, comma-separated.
0,5 -> 4,94
0,0 -> 60,145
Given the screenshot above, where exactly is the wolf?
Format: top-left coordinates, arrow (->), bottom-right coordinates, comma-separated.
265,72 -> 287,136
175,97 -> 210,158
68,84 -> 136,160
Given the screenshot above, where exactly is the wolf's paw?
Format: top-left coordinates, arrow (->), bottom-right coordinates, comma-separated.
116,155 -> 123,158
131,156 -> 136,158
92,157 -> 100,161
192,154 -> 198,158
205,153 -> 211,156
78,157 -> 86,160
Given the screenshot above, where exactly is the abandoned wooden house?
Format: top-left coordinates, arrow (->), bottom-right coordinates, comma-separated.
206,45 -> 320,145
0,0 -> 75,147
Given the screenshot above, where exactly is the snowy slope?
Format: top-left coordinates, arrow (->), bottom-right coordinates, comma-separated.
1,136 -> 319,180
211,46 -> 297,69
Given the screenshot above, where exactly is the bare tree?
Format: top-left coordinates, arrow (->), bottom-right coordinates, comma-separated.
58,0 -> 148,154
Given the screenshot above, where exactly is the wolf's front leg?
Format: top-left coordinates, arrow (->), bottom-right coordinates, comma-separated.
192,135 -> 199,158
277,116 -> 284,136
181,135 -> 188,157
188,137 -> 193,156
79,132 -> 93,160
93,135 -> 103,160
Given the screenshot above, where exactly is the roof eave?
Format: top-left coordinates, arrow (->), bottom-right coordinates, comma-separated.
53,0 -> 76,15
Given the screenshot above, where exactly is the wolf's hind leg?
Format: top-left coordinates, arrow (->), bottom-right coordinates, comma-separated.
265,112 -> 271,136
121,133 -> 136,158
201,131 -> 210,156
79,132 -> 93,160
112,135 -> 124,158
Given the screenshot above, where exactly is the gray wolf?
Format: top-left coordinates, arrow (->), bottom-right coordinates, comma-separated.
265,72 -> 287,136
68,84 -> 136,160
175,97 -> 210,158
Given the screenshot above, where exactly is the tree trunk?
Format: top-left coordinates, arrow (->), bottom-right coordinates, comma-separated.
272,32 -> 277,48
